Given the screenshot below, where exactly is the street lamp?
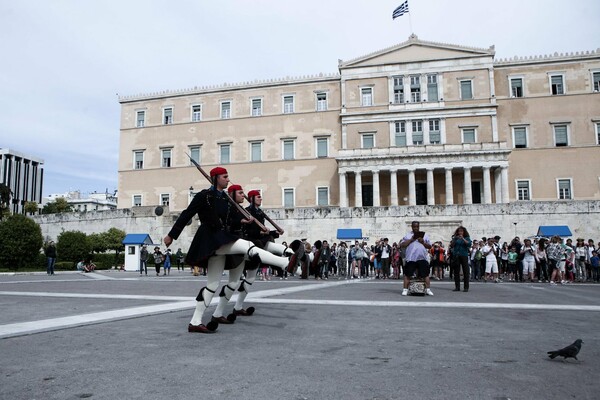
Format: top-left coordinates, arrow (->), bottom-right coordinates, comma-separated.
513,222 -> 518,238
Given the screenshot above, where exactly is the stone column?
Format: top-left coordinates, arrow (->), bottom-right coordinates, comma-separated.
463,167 -> 472,205
408,169 -> 416,206
390,170 -> 398,206
494,167 -> 502,204
372,170 -> 380,207
501,166 -> 509,203
355,171 -> 362,207
445,167 -> 454,205
426,168 -> 435,205
339,171 -> 348,207
482,166 -> 492,204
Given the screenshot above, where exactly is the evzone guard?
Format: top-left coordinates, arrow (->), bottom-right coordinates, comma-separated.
233,189 -> 291,316
163,167 -> 289,333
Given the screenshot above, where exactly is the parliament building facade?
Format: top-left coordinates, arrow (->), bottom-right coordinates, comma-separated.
118,35 -> 600,216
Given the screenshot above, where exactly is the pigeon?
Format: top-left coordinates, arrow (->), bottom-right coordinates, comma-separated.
547,339 -> 583,361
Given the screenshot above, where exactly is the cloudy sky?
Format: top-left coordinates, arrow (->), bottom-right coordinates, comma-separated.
1,0 -> 598,198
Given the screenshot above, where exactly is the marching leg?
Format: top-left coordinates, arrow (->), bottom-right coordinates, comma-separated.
212,263 -> 245,324
188,256 -> 225,333
234,268 -> 258,316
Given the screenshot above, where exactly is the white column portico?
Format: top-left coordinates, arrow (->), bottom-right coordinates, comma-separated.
501,166 -> 510,203
408,169 -> 416,206
339,172 -> 348,207
355,172 -> 362,207
390,170 -> 398,206
463,167 -> 473,205
372,171 -> 380,207
426,168 -> 435,205
445,167 -> 454,205
494,168 -> 502,204
482,166 -> 492,204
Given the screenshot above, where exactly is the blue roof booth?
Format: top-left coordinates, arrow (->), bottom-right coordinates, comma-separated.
122,234 -> 154,271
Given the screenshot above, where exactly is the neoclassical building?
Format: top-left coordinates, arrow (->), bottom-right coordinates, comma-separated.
118,35 -> 600,213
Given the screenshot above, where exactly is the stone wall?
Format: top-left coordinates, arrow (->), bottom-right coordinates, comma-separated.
33,201 -> 600,249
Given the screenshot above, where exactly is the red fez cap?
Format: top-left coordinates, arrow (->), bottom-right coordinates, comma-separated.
227,184 -> 243,194
247,190 -> 261,198
210,167 -> 228,177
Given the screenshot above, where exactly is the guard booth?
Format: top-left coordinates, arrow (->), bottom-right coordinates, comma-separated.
122,234 -> 154,271
536,226 -> 572,238
336,229 -> 364,243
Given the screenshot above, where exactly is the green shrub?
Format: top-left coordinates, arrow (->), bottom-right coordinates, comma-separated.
55,261 -> 76,271
56,231 -> 91,264
0,214 -> 44,270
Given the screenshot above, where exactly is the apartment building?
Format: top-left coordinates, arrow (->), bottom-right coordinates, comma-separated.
118,35 -> 600,211
0,148 -> 44,215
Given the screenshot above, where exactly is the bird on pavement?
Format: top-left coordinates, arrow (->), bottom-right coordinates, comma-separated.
547,339 -> 583,361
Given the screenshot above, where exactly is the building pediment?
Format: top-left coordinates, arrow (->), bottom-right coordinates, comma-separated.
339,34 -> 495,69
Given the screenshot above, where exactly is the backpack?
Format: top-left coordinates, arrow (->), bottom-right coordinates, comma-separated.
475,250 -> 483,261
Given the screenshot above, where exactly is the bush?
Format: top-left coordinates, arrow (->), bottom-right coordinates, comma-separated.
55,261 -> 76,271
0,214 -> 44,269
56,230 -> 91,264
90,253 -> 125,270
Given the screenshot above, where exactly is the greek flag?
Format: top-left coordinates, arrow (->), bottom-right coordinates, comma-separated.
392,1 -> 409,19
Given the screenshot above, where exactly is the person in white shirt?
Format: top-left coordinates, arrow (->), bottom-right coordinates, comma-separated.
399,221 -> 433,296
520,238 -> 536,282
482,238 -> 500,282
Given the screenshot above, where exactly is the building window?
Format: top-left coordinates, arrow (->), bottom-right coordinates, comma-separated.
189,146 -> 201,164
136,110 -> 145,127
163,108 -> 173,125
161,194 -> 170,207
283,95 -> 294,113
282,139 -> 295,160
133,195 -> 142,207
553,124 -> 569,147
462,128 -> 476,143
550,74 -> 565,95
513,126 -> 528,148
251,98 -> 262,116
557,179 -> 572,200
395,121 -> 407,146
316,137 -> 328,158
427,75 -> 438,101
191,104 -> 202,122
510,78 -> 523,98
161,148 -> 172,168
516,180 -> 531,201
362,133 -> 375,149
361,87 -> 373,106
410,76 -> 421,102
317,187 -> 329,206
460,80 -> 473,100
596,122 -> 600,145
283,188 -> 295,208
593,72 -> 600,92
412,120 -> 423,145
429,119 -> 441,144
133,151 -> 144,170
220,144 -> 231,164
221,101 -> 231,119
316,92 -> 328,111
250,141 -> 262,162
393,76 -> 404,103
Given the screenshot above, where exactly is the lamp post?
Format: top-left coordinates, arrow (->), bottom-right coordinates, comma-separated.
513,222 -> 518,239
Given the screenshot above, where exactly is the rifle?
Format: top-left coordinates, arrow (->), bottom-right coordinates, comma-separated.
186,155 -> 268,232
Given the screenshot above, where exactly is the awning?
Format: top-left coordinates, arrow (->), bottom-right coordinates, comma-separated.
536,226 -> 572,237
122,233 -> 154,245
337,229 -> 363,240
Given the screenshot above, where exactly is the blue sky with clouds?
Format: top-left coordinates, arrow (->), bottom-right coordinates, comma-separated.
1,0 -> 598,198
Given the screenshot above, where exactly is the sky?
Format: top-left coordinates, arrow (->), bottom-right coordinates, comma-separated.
1,0 -> 598,198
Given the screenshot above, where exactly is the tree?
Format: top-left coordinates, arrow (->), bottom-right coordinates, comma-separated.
0,214 -> 44,269
0,183 -> 11,220
88,232 -> 108,254
103,227 -> 126,259
42,198 -> 73,214
56,230 -> 91,263
24,201 -> 39,215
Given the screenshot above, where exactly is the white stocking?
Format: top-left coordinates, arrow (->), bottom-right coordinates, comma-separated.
213,262 -> 244,317
189,256 -> 224,326
216,239 -> 289,269
264,242 -> 293,256
235,268 -> 258,311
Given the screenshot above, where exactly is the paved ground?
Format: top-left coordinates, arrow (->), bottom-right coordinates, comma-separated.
1,270 -> 598,400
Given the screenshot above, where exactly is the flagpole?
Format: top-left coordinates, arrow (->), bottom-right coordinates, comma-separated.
408,11 -> 413,34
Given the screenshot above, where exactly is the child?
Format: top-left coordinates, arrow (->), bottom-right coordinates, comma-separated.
590,251 -> 600,282
507,246 -> 518,282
